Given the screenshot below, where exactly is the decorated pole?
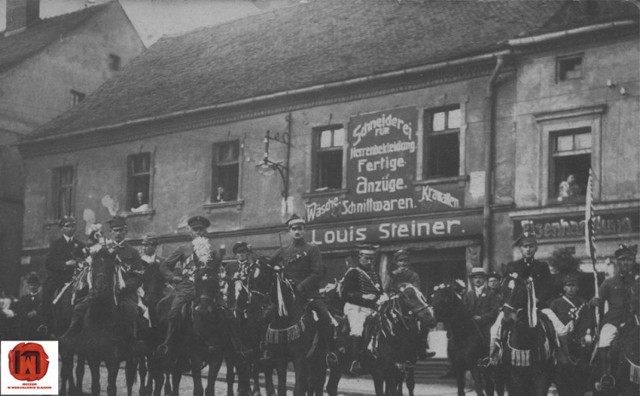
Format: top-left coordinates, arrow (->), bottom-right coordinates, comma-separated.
585,168 -> 600,328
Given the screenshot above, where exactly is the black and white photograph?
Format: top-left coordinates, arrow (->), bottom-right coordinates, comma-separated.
0,0 -> 638,395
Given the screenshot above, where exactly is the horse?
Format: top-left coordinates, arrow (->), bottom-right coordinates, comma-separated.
498,273 -> 556,396
257,260 -> 326,396
553,301 -> 596,396
611,320 -> 640,396
430,281 -> 503,396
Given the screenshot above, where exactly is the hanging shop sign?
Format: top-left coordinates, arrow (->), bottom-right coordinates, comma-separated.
305,107 -> 464,223
308,213 -> 482,247
513,210 -> 639,241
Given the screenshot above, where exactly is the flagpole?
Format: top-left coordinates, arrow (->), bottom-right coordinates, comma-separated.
585,168 -> 600,328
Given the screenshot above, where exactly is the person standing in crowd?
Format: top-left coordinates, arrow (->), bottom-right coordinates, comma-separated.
0,287 -> 17,339
158,216 -> 221,354
388,249 -> 435,359
463,268 -> 501,347
271,214 -> 337,366
591,244 -> 638,390
41,216 -> 85,335
15,273 -> 44,340
140,235 -> 165,327
487,272 -> 502,295
549,273 -> 590,396
341,244 -> 384,375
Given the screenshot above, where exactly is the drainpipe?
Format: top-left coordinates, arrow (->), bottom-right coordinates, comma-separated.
482,55 -> 505,272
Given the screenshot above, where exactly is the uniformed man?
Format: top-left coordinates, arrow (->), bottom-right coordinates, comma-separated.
591,244 -> 637,390
505,232 -> 553,308
140,235 -> 166,326
227,241 -> 253,309
15,273 -> 45,340
341,244 -> 384,375
158,215 -> 221,354
388,249 -> 436,359
549,273 -> 590,396
41,216 -> 85,335
463,268 -> 501,349
271,215 -> 337,366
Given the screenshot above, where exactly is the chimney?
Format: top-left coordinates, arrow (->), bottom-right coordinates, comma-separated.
5,0 -> 40,36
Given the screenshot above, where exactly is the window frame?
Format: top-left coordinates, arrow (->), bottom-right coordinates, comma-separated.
556,53 -> 584,82
422,106 -> 462,180
70,90 -> 85,106
126,152 -> 153,212
534,105 -> 604,206
109,54 -> 121,71
549,127 -> 592,203
312,124 -> 345,191
211,140 -> 241,203
51,165 -> 75,221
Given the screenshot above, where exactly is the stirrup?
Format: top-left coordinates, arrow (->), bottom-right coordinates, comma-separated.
595,374 -> 615,391
349,360 -> 363,376
326,352 -> 339,368
156,343 -> 169,356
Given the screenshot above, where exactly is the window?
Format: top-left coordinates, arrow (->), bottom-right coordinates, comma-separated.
51,166 -> 74,220
109,54 -> 121,71
557,54 -> 583,81
70,90 -> 85,106
313,126 -> 344,190
212,141 -> 239,202
424,107 -> 460,178
550,128 -> 591,203
127,153 -> 152,211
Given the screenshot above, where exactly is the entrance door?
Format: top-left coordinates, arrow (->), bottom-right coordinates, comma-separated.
409,248 -> 467,297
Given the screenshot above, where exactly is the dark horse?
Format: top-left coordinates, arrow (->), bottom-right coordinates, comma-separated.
498,273 -> 556,396
554,301 -> 596,396
71,248 -> 129,396
430,281 -> 502,396
258,262 -> 326,396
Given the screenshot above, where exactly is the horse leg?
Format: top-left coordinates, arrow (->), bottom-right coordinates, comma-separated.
292,358 -> 307,396
75,354 -> 86,396
454,367 -> 466,396
191,356 -> 204,396
372,371 -> 385,396
470,367 -> 485,396
126,358 -> 138,396
171,371 -> 181,396
165,370 -> 173,396
276,360 -> 288,396
139,355 -> 149,396
206,354 -> 224,396
264,363 -> 276,396
225,357 -> 235,396
88,357 -> 101,396
107,359 -> 120,396
250,364 -> 261,396
406,366 -> 415,396
60,353 -> 74,396
325,366 -> 341,396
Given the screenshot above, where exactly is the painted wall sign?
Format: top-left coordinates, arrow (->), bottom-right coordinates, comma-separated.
306,107 -> 464,223
308,213 -> 482,247
513,211 -> 639,241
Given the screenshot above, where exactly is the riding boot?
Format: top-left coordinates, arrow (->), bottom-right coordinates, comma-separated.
597,347 -> 615,390
157,318 -> 177,355
349,336 -> 364,376
418,337 -> 436,360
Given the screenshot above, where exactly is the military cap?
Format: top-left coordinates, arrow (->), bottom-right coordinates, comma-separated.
188,215 -> 210,229
515,231 -> 537,247
141,235 -> 158,246
487,272 -> 502,281
59,216 -> 76,227
107,215 -> 127,229
392,249 -> 410,261
469,267 -> 487,278
232,241 -> 249,254
615,244 -> 637,259
563,273 -> 580,286
358,244 -> 379,255
286,214 -> 306,228
26,272 -> 40,286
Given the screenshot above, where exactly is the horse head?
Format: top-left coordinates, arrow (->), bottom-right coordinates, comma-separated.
397,283 -> 437,329
500,273 -> 536,327
430,280 -> 466,321
194,266 -> 221,314
236,256 -> 274,323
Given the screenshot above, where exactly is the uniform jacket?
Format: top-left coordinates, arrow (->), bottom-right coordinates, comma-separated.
463,287 -> 501,328
141,255 -> 166,303
549,295 -> 586,325
598,274 -> 635,326
44,236 -> 85,284
388,268 -> 421,293
342,265 -> 383,310
112,243 -> 144,293
271,239 -> 323,298
506,258 -> 553,307
161,242 -> 221,284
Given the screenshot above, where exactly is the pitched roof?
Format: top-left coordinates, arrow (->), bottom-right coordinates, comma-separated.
25,0 -> 638,141
0,2 -> 114,74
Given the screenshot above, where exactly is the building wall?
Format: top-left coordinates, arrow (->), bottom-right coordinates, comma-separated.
0,2 -> 145,142
511,34 -> 639,264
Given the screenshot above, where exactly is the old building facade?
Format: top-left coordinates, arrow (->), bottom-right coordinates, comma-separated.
0,0 -> 144,294
17,0 -> 639,303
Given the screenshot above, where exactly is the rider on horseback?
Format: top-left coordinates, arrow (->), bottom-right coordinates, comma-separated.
157,215 -> 221,354
387,249 -> 436,360
590,244 -> 638,390
61,216 -> 145,347
341,244 -> 384,376
270,214 -> 338,367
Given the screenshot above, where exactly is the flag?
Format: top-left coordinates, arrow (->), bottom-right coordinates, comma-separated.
585,168 -> 596,258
